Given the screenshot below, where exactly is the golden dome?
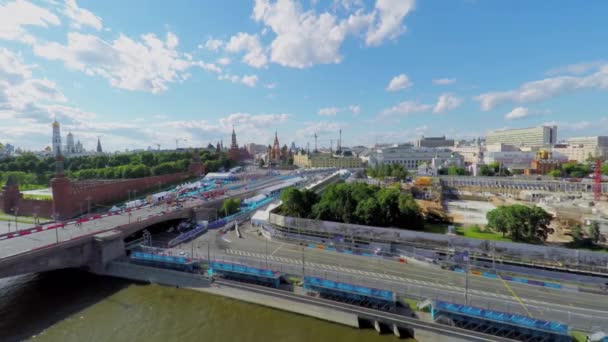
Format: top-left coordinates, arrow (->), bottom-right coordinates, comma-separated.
52,120 -> 59,128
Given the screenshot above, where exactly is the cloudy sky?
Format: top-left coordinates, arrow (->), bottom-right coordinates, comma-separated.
1,0 -> 607,152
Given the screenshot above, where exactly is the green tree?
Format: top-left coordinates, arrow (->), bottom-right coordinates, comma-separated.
447,166 -> 467,176
589,221 -> 601,244
548,169 -> 563,177
601,164 -> 608,176
479,164 -> 495,176
486,205 -> 553,242
354,197 -> 381,225
221,198 -> 241,217
571,224 -> 583,241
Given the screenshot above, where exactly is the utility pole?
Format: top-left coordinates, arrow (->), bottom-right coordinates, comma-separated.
13,207 -> 19,231
301,245 -> 305,278
314,133 -> 318,152
465,250 -> 470,305
492,242 -> 496,273
86,196 -> 92,214
265,236 -> 269,269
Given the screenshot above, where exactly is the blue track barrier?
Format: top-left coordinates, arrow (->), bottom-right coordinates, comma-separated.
433,301 -> 569,335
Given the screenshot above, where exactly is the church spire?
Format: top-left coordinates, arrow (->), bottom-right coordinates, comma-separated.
96,137 -> 103,153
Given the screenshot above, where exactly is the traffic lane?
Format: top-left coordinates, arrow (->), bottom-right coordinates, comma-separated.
226,228 -> 608,314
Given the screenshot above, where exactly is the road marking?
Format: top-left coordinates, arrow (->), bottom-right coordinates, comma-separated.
499,276 -> 532,317
270,242 -> 284,256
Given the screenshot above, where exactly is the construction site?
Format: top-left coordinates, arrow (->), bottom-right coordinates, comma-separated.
405,170 -> 608,245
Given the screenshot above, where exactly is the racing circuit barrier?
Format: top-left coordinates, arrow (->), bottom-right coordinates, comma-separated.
268,212 -> 608,274
431,301 -> 571,341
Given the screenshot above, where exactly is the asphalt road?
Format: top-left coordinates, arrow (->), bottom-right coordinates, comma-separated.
0,175 -> 294,260
182,224 -> 608,330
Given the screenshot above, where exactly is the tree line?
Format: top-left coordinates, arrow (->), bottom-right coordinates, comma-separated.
366,164 -> 409,181
279,182 -> 424,229
0,150 -> 234,188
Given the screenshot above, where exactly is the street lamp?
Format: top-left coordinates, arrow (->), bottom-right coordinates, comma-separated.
12,207 -> 19,231
52,212 -> 59,243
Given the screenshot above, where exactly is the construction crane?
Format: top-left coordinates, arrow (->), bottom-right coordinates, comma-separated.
175,138 -> 187,149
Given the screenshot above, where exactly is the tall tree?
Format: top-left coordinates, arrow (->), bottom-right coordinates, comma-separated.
589,221 -> 601,244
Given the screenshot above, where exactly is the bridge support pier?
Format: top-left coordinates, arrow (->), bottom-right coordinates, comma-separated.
373,320 -> 385,334
88,230 -> 125,274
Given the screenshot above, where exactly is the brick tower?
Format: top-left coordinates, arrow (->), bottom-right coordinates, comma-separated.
51,153 -> 73,220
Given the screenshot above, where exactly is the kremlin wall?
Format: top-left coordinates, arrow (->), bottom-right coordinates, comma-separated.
1,151 -> 205,220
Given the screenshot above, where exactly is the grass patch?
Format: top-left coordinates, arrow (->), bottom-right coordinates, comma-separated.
422,223 -> 448,234
402,297 -> 419,312
571,330 -> 587,342
22,194 -> 52,201
0,213 -> 46,224
455,225 -> 512,242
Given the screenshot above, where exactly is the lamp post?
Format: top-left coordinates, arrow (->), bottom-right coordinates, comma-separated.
12,207 -> 19,231
52,212 -> 59,243
86,196 -> 92,214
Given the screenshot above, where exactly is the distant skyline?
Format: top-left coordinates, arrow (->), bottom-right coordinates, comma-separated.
1,0 -> 607,151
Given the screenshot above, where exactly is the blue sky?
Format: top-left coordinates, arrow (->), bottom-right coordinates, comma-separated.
1,0 -> 607,152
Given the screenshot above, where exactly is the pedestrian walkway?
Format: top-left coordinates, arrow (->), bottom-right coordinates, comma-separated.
0,220 -> 34,235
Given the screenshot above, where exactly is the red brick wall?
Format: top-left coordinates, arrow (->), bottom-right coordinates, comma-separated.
0,192 -> 54,218
52,171 -> 198,219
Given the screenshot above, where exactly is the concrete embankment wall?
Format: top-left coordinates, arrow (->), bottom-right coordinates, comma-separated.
99,262 -> 360,329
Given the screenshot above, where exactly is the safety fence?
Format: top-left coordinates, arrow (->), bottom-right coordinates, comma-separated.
167,195 -> 280,247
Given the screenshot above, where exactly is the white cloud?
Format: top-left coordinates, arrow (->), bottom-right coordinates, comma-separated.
241,74 -> 259,87
349,104 -> 360,115
225,32 -> 268,68
386,73 -> 412,91
296,121 -> 343,138
33,31 -> 216,93
265,83 -> 277,89
251,0 -> 414,69
0,46 -> 99,144
433,93 -> 462,113
475,63 -> 608,111
63,0 -> 103,30
202,38 -> 224,51
504,107 -> 529,120
0,0 -> 61,44
432,78 -> 456,85
546,61 -> 606,76
216,57 -> 231,65
219,112 -> 289,130
218,73 -> 259,87
318,107 -> 340,116
365,0 -> 415,46
542,120 -> 593,132
380,100 -> 431,117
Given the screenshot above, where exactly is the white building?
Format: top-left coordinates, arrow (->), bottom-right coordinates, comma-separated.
52,120 -> 61,156
552,136 -> 608,162
368,145 -> 463,170
486,126 -> 557,149
450,144 -> 484,164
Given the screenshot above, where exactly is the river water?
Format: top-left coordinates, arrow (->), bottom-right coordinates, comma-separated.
0,270 -> 407,342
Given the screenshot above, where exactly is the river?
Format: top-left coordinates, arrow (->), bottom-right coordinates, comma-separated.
0,270 -> 408,342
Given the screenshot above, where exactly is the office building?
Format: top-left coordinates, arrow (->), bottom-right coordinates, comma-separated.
367,145 -> 462,170
415,135 -> 454,148
552,136 -> 608,162
486,126 -> 557,148
294,151 -> 362,168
